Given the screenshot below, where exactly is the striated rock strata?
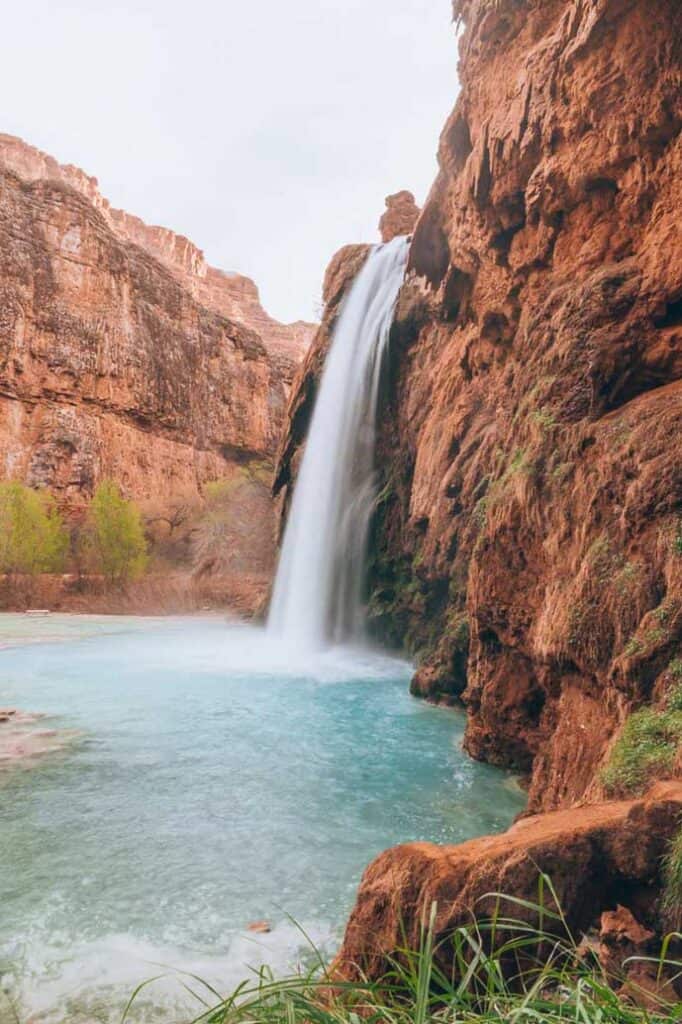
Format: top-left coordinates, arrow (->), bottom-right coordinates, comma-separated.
0,136 -> 316,607
277,0 -> 682,812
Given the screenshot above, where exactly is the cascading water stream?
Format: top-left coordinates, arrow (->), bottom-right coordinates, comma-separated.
268,235 -> 410,649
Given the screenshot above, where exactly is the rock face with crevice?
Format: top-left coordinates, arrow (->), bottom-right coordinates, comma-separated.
364,0 -> 682,813
0,134 -> 314,520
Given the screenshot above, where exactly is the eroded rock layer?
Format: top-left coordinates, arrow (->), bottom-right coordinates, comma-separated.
337,781 -> 682,989
0,135 -> 313,518
370,0 -> 682,811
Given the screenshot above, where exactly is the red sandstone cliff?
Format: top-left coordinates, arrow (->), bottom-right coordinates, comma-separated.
276,0 -> 682,813
0,135 -> 314,369
381,0 -> 682,813
0,135 -> 315,610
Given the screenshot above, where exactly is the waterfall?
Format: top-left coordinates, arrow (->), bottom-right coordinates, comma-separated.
268,235 -> 409,649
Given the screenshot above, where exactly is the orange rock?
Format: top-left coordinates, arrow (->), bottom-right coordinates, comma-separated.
373,0 -> 681,811
598,905 -> 655,979
0,135 -> 316,613
336,782 -> 682,983
247,920 -> 272,934
379,191 -> 420,243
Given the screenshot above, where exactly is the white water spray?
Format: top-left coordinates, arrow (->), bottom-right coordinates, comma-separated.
268,235 -> 409,649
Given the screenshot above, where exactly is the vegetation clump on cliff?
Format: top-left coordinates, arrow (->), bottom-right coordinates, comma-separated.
601,701 -> 682,798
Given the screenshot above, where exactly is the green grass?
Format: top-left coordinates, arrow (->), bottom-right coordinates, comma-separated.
624,636 -> 644,658
663,825 -> 682,932
601,707 -> 682,797
123,882 -> 682,1024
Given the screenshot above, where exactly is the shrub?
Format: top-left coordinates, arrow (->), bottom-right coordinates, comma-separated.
0,481 -> 68,574
623,635 -> 643,658
531,408 -> 557,432
191,466 -> 274,576
84,480 -> 147,584
601,707 -> 682,797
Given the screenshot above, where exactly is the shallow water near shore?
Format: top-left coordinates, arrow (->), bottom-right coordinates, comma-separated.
0,614 -> 525,1022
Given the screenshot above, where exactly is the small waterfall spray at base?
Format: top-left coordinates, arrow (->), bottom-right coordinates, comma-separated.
268,235 -> 410,650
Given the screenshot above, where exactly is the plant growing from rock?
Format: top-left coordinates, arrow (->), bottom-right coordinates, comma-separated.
601,707 -> 682,797
662,825 -> 682,932
125,879 -> 682,1023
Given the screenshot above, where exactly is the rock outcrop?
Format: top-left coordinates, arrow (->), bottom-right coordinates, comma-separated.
379,191 -> 421,244
0,135 -> 314,368
365,0 -> 682,812
337,781 -> 682,984
0,135 -> 316,607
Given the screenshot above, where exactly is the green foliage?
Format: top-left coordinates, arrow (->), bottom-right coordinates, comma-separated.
85,480 -> 148,583
624,622 -> 670,659
614,561 -> 639,595
473,496 -> 489,530
663,825 -> 682,931
124,878 -> 682,1024
601,707 -> 682,797
445,611 -> 470,650
0,481 -> 67,574
504,447 -> 531,480
530,408 -> 557,433
623,635 -> 643,658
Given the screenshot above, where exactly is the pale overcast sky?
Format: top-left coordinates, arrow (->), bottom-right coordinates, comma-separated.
2,1 -> 457,323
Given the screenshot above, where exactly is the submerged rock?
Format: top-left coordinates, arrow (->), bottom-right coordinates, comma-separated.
0,708 -> 77,766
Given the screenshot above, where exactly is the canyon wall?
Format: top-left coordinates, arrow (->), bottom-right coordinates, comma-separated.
278,0 -> 682,813
382,0 -> 682,812
0,135 -> 315,605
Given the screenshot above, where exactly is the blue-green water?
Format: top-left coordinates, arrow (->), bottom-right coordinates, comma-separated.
0,615 -> 524,1021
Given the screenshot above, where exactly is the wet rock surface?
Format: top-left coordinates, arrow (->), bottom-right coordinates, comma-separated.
337,781 -> 682,984
367,0 -> 682,811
